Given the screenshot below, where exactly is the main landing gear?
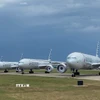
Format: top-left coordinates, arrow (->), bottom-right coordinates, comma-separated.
29,69 -> 34,74
4,69 -> 8,73
21,69 -> 24,74
21,69 -> 34,74
16,68 -> 20,72
72,69 -> 80,77
45,71 -> 50,73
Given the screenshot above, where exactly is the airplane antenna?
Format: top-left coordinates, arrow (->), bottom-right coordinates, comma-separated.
0,56 -> 3,61
96,41 -> 99,57
48,49 -> 52,61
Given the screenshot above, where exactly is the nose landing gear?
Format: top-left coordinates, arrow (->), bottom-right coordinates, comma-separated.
21,69 -> 24,74
4,69 -> 8,73
72,69 -> 80,77
29,69 -> 34,74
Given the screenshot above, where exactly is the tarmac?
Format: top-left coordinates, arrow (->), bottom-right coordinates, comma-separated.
0,72 -> 100,81
76,75 -> 100,81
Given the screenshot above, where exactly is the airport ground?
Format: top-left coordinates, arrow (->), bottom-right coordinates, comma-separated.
0,69 -> 100,100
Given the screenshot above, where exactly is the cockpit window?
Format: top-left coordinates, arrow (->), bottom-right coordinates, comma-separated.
19,61 -> 24,63
67,57 -> 77,59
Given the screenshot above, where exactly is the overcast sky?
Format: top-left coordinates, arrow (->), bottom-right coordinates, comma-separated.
0,0 -> 100,61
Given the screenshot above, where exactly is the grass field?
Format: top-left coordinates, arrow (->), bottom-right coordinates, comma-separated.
0,69 -> 100,100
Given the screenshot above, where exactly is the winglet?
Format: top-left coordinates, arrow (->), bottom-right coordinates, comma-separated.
20,53 -> 24,60
48,49 -> 52,61
0,56 -> 3,61
96,41 -> 99,57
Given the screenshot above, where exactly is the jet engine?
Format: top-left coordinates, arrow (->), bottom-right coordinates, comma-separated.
57,63 -> 67,73
45,65 -> 54,73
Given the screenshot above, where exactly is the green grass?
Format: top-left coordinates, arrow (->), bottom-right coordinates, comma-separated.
0,73 -> 100,100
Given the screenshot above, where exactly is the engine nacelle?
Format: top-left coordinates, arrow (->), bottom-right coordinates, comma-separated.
57,63 -> 67,73
45,65 -> 54,72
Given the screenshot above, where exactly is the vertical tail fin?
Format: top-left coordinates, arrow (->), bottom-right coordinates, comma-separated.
0,56 -> 3,61
20,53 -> 24,60
17,53 -> 24,72
48,49 -> 52,61
96,41 -> 99,57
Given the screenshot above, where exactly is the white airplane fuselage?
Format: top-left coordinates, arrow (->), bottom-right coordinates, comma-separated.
0,62 -> 18,69
67,52 -> 100,69
19,59 -> 52,69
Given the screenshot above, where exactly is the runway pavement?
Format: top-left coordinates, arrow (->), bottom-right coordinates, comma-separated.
0,72 -> 71,78
0,72 -> 100,81
76,76 -> 100,81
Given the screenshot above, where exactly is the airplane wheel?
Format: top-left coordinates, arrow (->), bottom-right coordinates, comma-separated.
22,72 -> 24,74
99,72 -> 100,75
45,71 -> 50,73
72,74 -> 75,77
16,71 -> 19,72
4,70 -> 8,73
31,71 -> 34,73
77,72 -> 80,75
29,71 -> 34,74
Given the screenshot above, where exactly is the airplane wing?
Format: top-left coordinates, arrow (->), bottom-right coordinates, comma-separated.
50,61 -> 67,68
51,61 -> 66,64
10,64 -> 19,69
38,63 -> 54,72
38,63 -> 53,68
91,63 -> 100,67
37,60 -> 66,68
84,62 -> 100,69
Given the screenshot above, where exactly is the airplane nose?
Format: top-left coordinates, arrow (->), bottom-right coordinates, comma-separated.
67,59 -> 77,68
18,62 -> 23,67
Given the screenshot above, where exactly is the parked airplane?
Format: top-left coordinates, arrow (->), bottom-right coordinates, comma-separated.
18,58 -> 54,74
18,49 -> 54,74
57,41 -> 100,77
18,49 -> 67,74
0,61 -> 18,72
0,56 -> 19,72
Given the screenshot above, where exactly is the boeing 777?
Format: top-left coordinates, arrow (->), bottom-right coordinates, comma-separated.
18,58 -> 54,74
57,41 -> 100,77
18,50 -> 54,74
0,61 -> 18,72
18,49 -> 67,74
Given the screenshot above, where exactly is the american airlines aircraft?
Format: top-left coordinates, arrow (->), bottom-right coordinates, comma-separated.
0,61 -> 18,72
57,42 -> 100,77
18,59 -> 54,74
18,50 -> 54,74
18,50 -> 67,74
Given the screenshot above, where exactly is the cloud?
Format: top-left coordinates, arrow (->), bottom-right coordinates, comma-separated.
0,0 -> 22,8
0,4 -> 5,8
0,0 -> 100,61
1,0 -> 100,32
83,26 -> 100,32
20,5 -> 59,16
0,0 -> 86,15
0,0 -> 21,3
20,2 -> 27,5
